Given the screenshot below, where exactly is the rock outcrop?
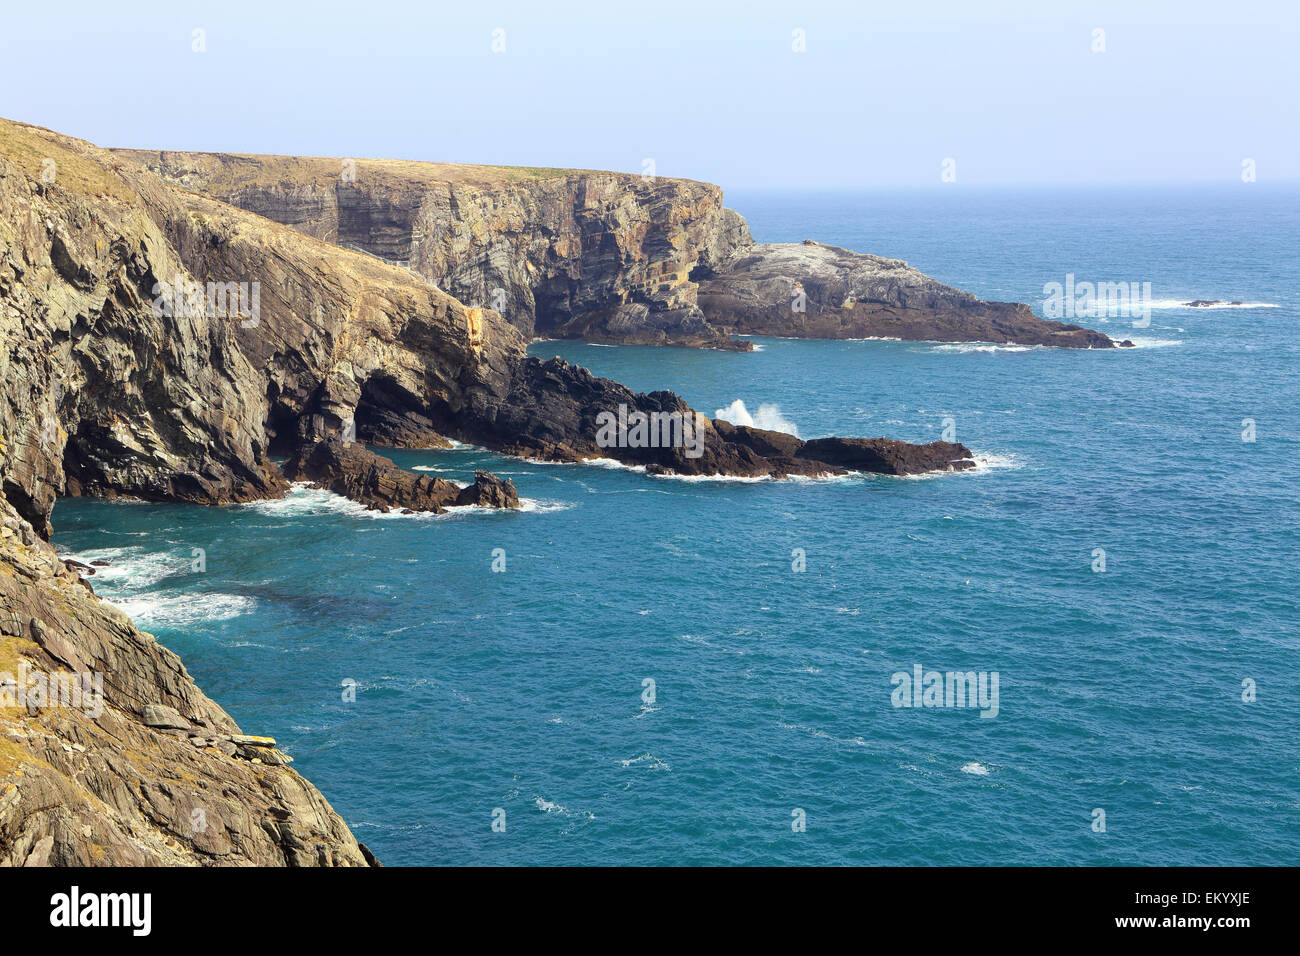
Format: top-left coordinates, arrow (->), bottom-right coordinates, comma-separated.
698,241 -> 1133,348
117,149 -> 1124,351
283,439 -> 520,513
457,356 -> 975,478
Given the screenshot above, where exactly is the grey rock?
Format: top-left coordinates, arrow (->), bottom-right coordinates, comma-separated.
141,704 -> 192,731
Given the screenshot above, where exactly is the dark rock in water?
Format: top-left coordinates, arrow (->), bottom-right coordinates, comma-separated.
1184,300 -> 1243,308
283,439 -> 519,513
89,559 -> 110,566
465,356 -> 975,479
63,559 -> 94,576
711,419 -> 805,459
457,471 -> 521,509
799,437 -> 976,476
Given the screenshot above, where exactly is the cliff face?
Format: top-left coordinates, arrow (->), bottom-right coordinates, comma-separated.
0,130 -> 286,539
117,147 -> 1124,350
116,149 -> 753,349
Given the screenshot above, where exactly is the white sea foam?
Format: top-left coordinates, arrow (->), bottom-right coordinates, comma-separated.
960,761 -> 992,776
898,451 -> 1024,480
240,482 -> 567,520
619,753 -> 671,770
240,483 -> 365,517
520,455 -> 647,473
58,546 -> 190,590
517,499 -> 575,514
648,471 -> 773,484
1123,336 -> 1183,349
1146,299 -> 1278,310
714,399 -> 800,436
961,452 -> 1024,475
929,342 -> 1039,354
109,592 -> 257,627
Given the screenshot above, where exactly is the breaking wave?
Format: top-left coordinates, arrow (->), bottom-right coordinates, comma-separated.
108,593 -> 257,628
714,399 -> 800,436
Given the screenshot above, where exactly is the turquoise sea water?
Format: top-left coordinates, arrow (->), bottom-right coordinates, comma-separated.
52,186 -> 1299,865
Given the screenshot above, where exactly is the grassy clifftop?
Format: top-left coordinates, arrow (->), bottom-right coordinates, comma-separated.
111,147 -> 605,192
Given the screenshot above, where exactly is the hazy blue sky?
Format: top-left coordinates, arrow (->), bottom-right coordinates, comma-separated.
3,1 -> 1296,187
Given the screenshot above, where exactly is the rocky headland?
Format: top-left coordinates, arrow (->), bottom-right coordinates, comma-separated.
115,147 -> 1129,351
698,241 -> 1132,348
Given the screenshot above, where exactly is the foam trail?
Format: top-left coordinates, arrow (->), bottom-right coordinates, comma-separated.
1124,336 -> 1183,349
1147,299 -> 1278,310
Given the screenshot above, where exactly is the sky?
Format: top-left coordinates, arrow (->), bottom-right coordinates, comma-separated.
2,1 -> 1296,188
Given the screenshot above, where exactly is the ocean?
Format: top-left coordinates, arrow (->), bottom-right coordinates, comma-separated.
52,185 -> 1299,865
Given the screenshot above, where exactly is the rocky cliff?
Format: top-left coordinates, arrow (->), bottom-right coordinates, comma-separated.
117,148 -> 1125,350
2,118 -> 991,864
115,149 -> 752,350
